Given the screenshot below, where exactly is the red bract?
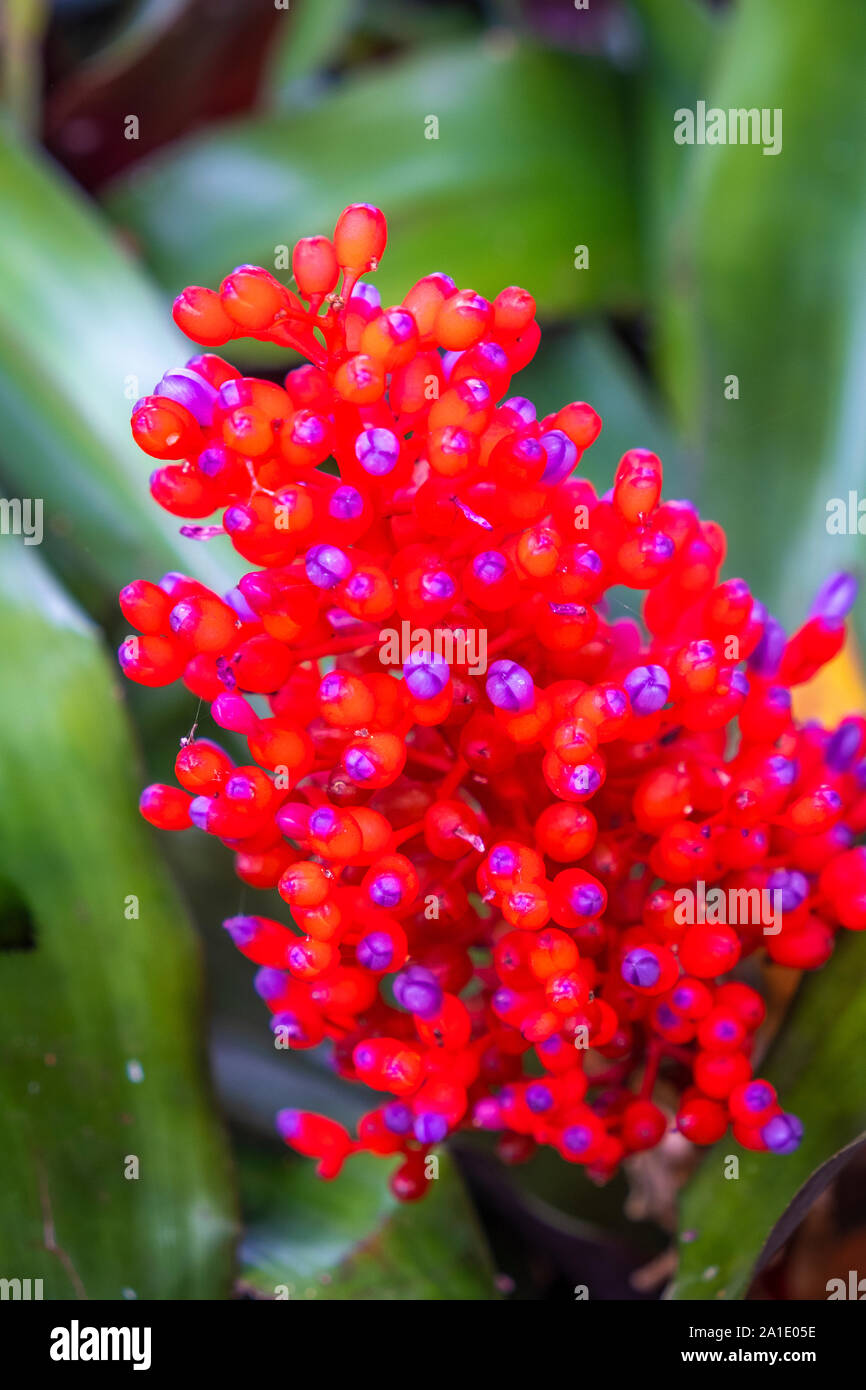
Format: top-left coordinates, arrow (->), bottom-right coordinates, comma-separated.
120,204 -> 863,1196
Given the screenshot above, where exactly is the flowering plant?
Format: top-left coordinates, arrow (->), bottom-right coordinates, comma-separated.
120,204 -> 866,1202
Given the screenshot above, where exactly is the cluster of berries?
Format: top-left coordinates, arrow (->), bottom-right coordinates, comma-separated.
119,203 -> 866,1199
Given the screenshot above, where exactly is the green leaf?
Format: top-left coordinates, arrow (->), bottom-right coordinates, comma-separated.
350,0 -> 479,47
671,931 -> 866,1300
652,0 -> 866,640
0,542 -> 236,1298
0,121 -> 239,604
236,1143 -> 499,1300
519,323 -> 684,496
752,1133 -> 866,1280
0,0 -> 48,135
105,42 -> 640,318
629,0 -> 722,278
630,0 -> 718,85
264,0 -> 360,102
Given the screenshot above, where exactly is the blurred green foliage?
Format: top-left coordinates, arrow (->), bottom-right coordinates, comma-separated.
0,122 -> 239,608
237,1146 -> 498,1300
0,544 -> 235,1298
106,43 -> 639,318
1,0 -> 865,1300
672,931 -> 866,1299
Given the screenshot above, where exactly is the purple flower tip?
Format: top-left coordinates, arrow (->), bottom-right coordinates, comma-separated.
473,550 -> 506,584
223,915 -> 256,946
225,773 -> 255,801
156,367 -> 217,426
748,615 -> 786,676
540,429 -> 578,485
383,1101 -> 413,1134
486,659 -> 535,712
768,755 -> 798,787
503,396 -> 536,425
624,664 -> 670,715
329,485 -> 364,520
421,570 -> 456,600
393,965 -> 442,1017
743,1082 -> 774,1113
370,873 -> 403,908
351,281 -> 381,309
572,884 -> 604,917
767,869 -> 809,911
344,747 -> 377,782
526,1083 -> 554,1113
562,1124 -> 593,1155
414,1113 -> 448,1144
270,1010 -> 306,1042
357,931 -> 394,971
567,764 -> 601,797
826,718 -> 863,772
275,1109 -> 300,1141
355,427 -> 400,476
489,845 -> 518,876
305,544 -> 352,589
308,807 -> 338,837
810,571 -> 858,622
254,967 -> 286,1001
404,649 -> 450,700
762,1112 -> 803,1155
189,796 -> 213,831
621,947 -> 661,989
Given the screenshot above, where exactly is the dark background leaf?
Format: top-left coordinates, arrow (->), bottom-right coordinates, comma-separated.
236,1143 -> 499,1300
653,0 -> 866,644
671,932 -> 866,1300
0,544 -> 236,1299
0,123 -> 239,614
105,42 -> 640,320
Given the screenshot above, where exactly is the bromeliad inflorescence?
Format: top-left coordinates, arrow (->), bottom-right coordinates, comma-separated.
119,203 -> 866,1198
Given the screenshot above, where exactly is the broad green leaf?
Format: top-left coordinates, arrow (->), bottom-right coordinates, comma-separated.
751,1133 -> 866,1282
0,543 -> 236,1299
237,1144 -> 499,1300
629,0 -> 722,278
653,0 -> 866,642
351,0 -> 478,46
105,43 -> 640,318
0,121 -> 239,604
264,0 -> 361,102
630,0 -> 718,85
671,931 -> 866,1300
519,323 -> 684,496
0,0 -> 48,134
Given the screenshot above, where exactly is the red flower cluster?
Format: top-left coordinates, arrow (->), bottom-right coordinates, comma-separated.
120,203 -> 866,1199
